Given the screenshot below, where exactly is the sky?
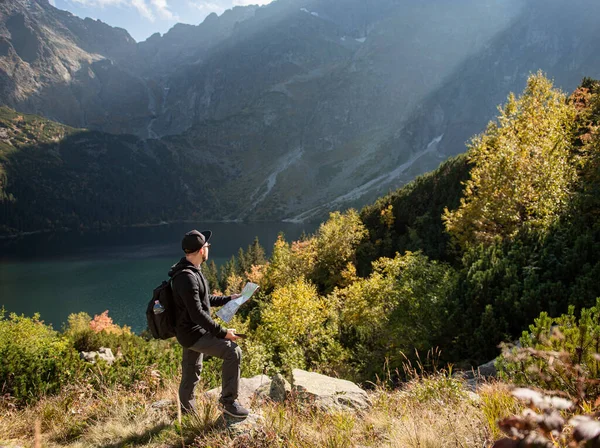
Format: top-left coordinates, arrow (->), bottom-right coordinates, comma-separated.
50,0 -> 275,42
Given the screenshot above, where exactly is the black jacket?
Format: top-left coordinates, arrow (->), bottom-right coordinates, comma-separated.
169,258 -> 231,348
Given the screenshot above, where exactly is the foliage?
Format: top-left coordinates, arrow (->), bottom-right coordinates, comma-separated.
358,154 -> 470,273
492,344 -> 600,447
335,251 -> 455,379
264,210 -> 366,294
444,72 -> 576,248
478,383 -> 523,441
62,311 -> 182,393
497,300 -> 600,399
254,277 -> 345,374
310,209 -> 368,293
263,234 -> 316,290
0,312 -> 84,404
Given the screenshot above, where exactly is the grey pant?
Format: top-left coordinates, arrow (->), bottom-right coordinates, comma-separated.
179,334 -> 242,413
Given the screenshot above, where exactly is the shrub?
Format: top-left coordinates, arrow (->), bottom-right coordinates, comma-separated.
255,278 -> 345,373
497,299 -> 600,399
64,311 -> 182,393
336,251 -> 455,380
0,312 -> 84,404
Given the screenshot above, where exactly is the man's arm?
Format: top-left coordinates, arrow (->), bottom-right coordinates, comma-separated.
176,274 -> 227,338
209,293 -> 242,307
208,293 -> 231,307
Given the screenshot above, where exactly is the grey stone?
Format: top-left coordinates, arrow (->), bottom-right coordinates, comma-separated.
477,359 -> 497,378
97,347 -> 116,365
79,347 -> 115,365
224,412 -> 264,438
150,399 -> 174,410
291,369 -> 371,412
269,373 -> 292,403
80,350 -> 98,363
205,375 -> 270,409
254,382 -> 271,401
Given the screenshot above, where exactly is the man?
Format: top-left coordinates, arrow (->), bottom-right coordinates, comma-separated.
169,229 -> 249,418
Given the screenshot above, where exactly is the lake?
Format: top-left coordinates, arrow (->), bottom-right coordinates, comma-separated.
0,222 -> 314,333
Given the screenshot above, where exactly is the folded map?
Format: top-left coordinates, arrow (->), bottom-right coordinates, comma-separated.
216,282 -> 259,323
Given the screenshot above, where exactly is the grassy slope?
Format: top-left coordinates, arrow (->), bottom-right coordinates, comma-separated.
0,374 -> 517,447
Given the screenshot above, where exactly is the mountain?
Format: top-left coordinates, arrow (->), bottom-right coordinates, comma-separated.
0,106 -> 233,235
1,0 -> 600,233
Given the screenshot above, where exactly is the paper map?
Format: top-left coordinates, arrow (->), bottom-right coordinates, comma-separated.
216,282 -> 259,323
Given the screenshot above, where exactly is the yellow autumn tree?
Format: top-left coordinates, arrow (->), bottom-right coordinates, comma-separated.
444,72 -> 576,248
256,278 -> 344,372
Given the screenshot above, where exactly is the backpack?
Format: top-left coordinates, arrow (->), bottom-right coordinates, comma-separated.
146,269 -> 192,340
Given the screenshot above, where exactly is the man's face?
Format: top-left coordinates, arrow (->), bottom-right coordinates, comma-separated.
201,243 -> 210,263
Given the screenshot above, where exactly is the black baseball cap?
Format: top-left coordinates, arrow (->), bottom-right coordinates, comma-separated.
182,230 -> 212,253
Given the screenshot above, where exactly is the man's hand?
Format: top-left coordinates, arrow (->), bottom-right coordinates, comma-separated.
230,293 -> 242,300
225,329 -> 240,341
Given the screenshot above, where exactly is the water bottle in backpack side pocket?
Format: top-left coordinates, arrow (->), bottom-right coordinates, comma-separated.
153,300 -> 165,314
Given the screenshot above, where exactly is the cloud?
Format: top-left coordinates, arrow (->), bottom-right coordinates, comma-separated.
150,0 -> 178,20
66,0 -> 273,26
188,0 -> 273,14
187,1 -> 226,15
49,0 -> 56,5
69,0 -> 124,6
131,0 -> 155,20
68,0 -> 182,22
232,0 -> 272,5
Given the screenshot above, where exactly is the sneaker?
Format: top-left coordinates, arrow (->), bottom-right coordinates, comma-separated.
221,400 -> 250,418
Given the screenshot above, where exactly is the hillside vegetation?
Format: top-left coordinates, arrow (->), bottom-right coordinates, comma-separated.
3,73 -> 600,446
0,107 -> 231,235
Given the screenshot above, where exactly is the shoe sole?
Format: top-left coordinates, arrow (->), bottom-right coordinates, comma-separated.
221,408 -> 249,419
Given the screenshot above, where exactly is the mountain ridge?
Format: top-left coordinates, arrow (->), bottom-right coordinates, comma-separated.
2,0 -> 600,228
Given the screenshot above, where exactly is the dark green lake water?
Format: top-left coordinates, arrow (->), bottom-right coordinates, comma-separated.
0,222 -> 313,333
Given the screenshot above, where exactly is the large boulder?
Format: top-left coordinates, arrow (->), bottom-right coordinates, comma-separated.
291,369 -> 371,412
205,375 -> 271,408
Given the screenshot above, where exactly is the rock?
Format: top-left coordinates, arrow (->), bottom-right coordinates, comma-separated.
97,347 -> 116,365
224,412 -> 264,437
150,399 -> 174,410
254,382 -> 271,401
80,350 -> 98,363
291,369 -> 371,412
455,358 -> 498,391
79,347 -> 116,365
477,359 -> 497,378
269,373 -> 292,403
205,375 -> 270,408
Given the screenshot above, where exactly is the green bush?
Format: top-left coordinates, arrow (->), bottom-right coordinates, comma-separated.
497,298 -> 600,398
336,251 -> 455,381
64,312 -> 182,391
0,311 -> 84,404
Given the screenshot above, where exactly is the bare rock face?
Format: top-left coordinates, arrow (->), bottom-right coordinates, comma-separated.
4,0 -> 600,229
291,369 -> 371,412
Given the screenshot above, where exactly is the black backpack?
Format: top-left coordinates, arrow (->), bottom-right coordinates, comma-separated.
146,269 -> 191,340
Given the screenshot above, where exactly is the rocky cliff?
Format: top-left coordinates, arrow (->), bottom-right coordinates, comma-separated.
1,0 -> 600,229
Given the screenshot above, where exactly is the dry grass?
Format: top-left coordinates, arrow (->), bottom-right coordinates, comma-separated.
0,376 -> 519,448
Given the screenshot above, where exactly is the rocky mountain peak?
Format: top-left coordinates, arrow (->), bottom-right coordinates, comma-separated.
2,0 -> 600,225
